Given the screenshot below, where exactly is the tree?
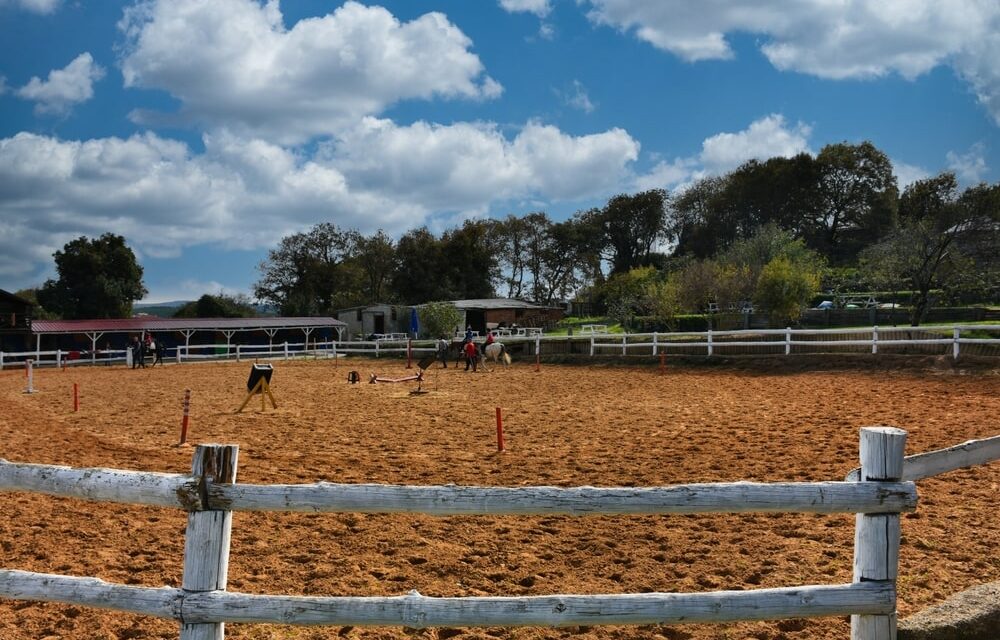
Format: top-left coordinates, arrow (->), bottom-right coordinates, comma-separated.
353,230 -> 397,304
417,302 -> 463,339
174,293 -> 257,318
439,220 -> 499,299
860,173 -> 999,325
585,189 -> 669,274
37,233 -> 146,319
254,223 -> 362,316
13,288 -> 59,320
753,257 -> 820,326
391,227 -> 447,304
808,142 -> 898,263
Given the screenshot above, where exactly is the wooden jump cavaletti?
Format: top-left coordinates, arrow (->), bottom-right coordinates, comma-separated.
1,428 -> 998,639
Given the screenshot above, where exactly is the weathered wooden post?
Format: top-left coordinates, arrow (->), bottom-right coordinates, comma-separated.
953,327 -> 960,361
852,426 -> 906,640
589,336 -> 594,357
181,444 -> 239,640
652,331 -> 658,356
785,327 -> 791,355
707,329 -> 713,357
872,326 -> 879,355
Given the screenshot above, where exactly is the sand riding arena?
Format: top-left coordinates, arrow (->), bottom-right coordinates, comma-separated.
1,357 -> 998,640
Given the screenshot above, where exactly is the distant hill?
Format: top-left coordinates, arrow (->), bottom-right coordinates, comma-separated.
133,300 -> 278,318
133,300 -> 190,318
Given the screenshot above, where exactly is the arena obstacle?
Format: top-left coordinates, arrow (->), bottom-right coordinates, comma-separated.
369,356 -> 435,394
236,364 -> 277,413
178,389 -> 191,446
23,359 -> 34,394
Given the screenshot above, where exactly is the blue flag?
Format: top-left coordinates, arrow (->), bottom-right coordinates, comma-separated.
410,307 -> 419,337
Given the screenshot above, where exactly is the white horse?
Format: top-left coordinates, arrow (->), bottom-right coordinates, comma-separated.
482,342 -> 511,369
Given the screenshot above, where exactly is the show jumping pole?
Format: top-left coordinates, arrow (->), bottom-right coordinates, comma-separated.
178,389 -> 191,446
495,406 -> 505,452
24,359 -> 34,394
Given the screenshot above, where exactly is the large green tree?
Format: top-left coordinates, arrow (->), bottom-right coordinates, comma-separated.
37,233 -> 147,319
584,189 -> 669,275
254,223 -> 363,316
174,293 -> 257,318
808,141 -> 898,263
860,173 -> 999,325
353,230 -> 397,304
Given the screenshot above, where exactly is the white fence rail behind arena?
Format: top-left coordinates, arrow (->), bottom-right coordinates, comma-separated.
5,427 -> 998,638
581,324 -> 1000,359
3,325 -> 997,370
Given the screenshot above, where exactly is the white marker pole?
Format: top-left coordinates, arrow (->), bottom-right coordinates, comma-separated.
24,359 -> 34,394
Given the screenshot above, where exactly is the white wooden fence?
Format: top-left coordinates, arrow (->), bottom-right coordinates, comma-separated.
2,428 -> 998,638
585,324 -> 1000,359
2,325 -> 997,370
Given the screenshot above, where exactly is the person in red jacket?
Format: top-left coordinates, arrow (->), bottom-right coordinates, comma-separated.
463,339 -> 479,372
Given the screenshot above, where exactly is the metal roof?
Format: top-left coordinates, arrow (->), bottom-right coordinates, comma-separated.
449,298 -> 559,310
30,317 -> 345,335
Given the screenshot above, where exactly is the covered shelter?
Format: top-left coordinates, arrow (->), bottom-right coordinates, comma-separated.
450,299 -> 564,335
27,317 -> 346,362
0,289 -> 34,352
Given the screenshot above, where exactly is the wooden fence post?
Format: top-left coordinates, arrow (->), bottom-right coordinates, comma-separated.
785,328 -> 791,355
852,426 -> 906,640
707,330 -> 713,357
872,326 -> 878,355
181,444 -> 239,640
652,332 -> 658,356
589,336 -> 594,357
953,327 -> 960,361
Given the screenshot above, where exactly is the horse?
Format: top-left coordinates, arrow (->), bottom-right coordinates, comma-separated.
482,342 -> 511,370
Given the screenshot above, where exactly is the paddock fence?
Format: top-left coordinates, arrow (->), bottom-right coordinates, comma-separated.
2,324 -> 998,371
2,428 -> 999,639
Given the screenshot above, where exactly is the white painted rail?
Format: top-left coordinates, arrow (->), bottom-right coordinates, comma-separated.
2,428 -> 996,638
845,434 -> 1000,482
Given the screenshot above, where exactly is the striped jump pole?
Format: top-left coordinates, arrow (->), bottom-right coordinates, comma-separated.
178,389 -> 191,446
496,407 -> 505,452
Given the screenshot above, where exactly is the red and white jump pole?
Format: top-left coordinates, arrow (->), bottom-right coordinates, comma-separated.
178,389 -> 191,446
495,406 -> 505,452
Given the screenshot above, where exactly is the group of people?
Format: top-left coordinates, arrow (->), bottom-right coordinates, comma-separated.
130,334 -> 166,369
435,326 -> 497,372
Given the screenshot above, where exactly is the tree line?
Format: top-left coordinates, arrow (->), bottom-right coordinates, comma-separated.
15,140 -> 999,326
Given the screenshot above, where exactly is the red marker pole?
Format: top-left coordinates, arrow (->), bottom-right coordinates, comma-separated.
179,389 -> 191,446
406,339 -> 412,369
73,383 -> 79,412
495,406 -> 505,452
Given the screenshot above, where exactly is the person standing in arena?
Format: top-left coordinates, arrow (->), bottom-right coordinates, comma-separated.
463,339 -> 479,372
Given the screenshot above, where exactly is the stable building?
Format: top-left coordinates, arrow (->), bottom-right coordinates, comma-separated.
0,289 -> 33,352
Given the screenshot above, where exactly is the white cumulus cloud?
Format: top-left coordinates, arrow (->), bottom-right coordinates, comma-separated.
584,0 -> 1000,124
636,114 -> 812,191
0,0 -> 60,13
0,118 -> 641,288
946,143 -> 989,184
16,52 -> 104,116
499,0 -> 551,18
118,0 -> 502,143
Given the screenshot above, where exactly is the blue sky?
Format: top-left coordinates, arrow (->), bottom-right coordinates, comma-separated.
1,0 -> 998,303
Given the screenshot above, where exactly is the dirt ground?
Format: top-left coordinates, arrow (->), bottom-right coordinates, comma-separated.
1,356 -> 998,640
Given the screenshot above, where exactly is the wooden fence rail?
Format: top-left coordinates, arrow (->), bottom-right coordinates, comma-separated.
0,461 -> 917,514
3,324 -> 998,370
1,428 -> 998,638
